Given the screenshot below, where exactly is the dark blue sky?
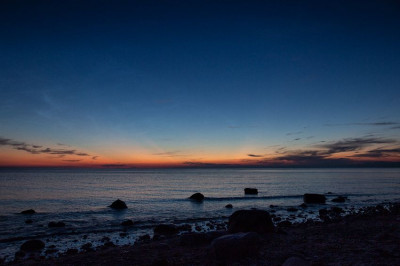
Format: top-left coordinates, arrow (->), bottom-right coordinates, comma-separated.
1,0 -> 399,167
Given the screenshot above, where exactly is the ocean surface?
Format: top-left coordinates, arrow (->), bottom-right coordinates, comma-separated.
0,168 -> 399,261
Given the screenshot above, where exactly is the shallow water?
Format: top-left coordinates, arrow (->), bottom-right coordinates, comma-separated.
0,168 -> 399,261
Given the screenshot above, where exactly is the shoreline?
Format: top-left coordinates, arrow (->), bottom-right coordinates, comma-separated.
4,202 -> 400,265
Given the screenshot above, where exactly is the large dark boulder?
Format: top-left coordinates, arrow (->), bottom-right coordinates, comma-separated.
209,232 -> 260,260
20,240 -> 45,252
244,188 -> 258,195
48,221 -> 65,228
21,209 -> 36,214
303,193 -> 326,204
228,209 -> 274,233
189,193 -> 204,202
109,199 -> 127,209
154,224 -> 178,235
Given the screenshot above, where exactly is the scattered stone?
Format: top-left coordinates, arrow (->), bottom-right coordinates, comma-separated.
177,224 -> 192,232
244,188 -> 258,195
303,193 -> 326,204
282,256 -> 310,266
225,204 -> 233,208
331,206 -> 344,213
48,221 -> 65,228
180,231 -> 226,247
287,207 -> 298,212
138,234 -> 151,241
25,219 -> 33,224
20,240 -> 45,252
20,209 -> 36,215
189,193 -> 204,202
154,224 -> 178,235
81,243 -> 93,251
45,248 -> 58,255
109,199 -> 127,210
66,248 -> 78,255
300,203 -> 307,208
209,232 -> 260,260
101,236 -> 110,242
277,221 -> 292,228
195,225 -> 202,231
121,219 -> 134,226
332,196 -> 347,203
15,251 -> 25,258
228,209 -> 274,233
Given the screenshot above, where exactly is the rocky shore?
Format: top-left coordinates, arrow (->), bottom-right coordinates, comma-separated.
4,202 -> 400,266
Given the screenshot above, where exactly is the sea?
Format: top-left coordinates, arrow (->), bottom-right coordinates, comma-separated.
0,168 -> 399,261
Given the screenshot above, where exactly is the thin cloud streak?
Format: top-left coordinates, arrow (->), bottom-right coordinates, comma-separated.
0,137 -> 91,157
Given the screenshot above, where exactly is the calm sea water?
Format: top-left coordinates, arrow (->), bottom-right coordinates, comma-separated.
0,168 -> 399,260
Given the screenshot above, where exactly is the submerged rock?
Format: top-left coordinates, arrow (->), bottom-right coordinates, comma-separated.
244,188 -> 258,195
189,193 -> 204,202
332,196 -> 347,203
20,240 -> 45,252
121,219 -> 134,226
21,209 -> 36,215
109,199 -> 128,209
283,256 -> 310,266
25,219 -> 33,224
154,224 -> 178,235
228,209 -> 274,233
303,193 -> 326,204
48,221 -> 65,228
209,232 -> 260,260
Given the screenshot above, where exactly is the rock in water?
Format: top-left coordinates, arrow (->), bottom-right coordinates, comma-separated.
189,193 -> 204,202
154,224 -> 178,235
121,219 -> 134,226
303,193 -> 326,204
209,232 -> 260,260
20,240 -> 45,252
225,204 -> 233,208
244,188 -> 258,195
228,209 -> 274,233
282,256 -> 310,266
20,209 -> 36,214
109,199 -> 127,209
332,196 -> 347,203
48,221 -> 65,228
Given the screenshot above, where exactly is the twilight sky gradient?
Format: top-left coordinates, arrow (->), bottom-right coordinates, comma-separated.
1,0 -> 400,168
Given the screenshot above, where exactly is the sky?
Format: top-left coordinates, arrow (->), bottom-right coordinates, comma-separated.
1,0 -> 400,168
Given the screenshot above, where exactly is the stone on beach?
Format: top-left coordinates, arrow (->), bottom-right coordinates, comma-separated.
244,188 -> 258,195
303,193 -> 326,204
228,209 -> 274,233
109,199 -> 128,209
209,232 -> 260,260
154,224 -> 178,236
189,193 -> 204,202
20,240 -> 45,252
20,209 -> 36,214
